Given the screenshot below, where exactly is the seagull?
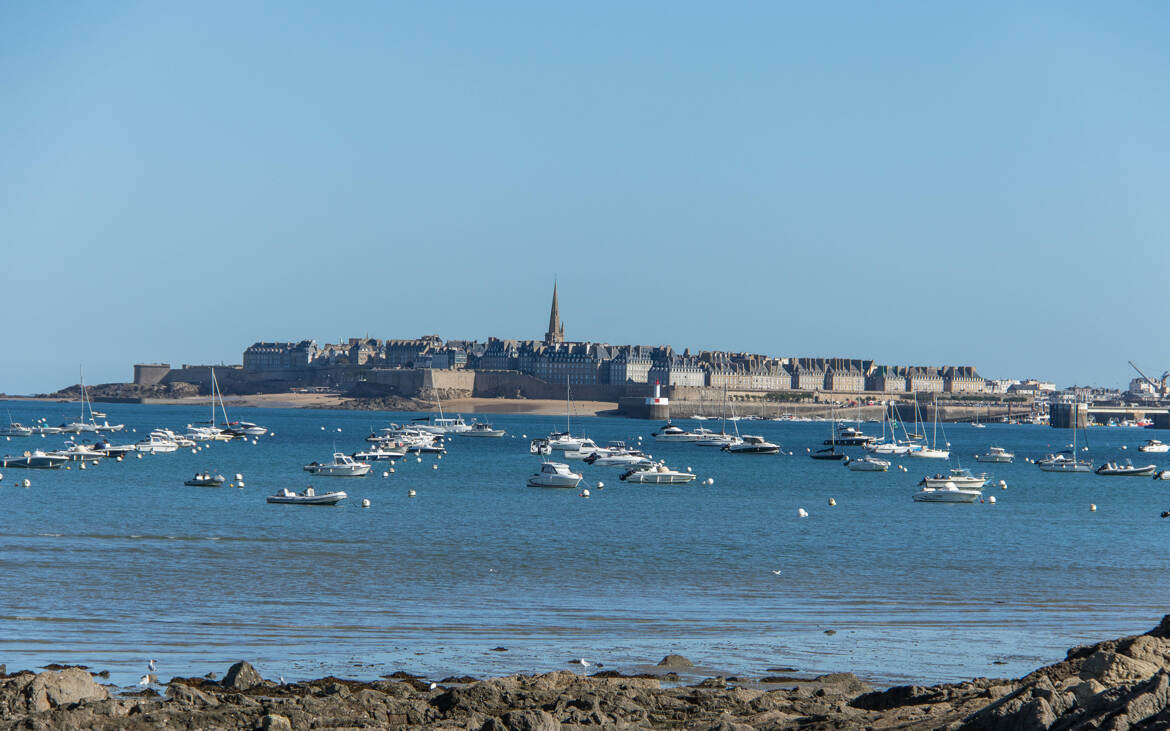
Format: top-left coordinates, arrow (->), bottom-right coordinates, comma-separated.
148,659 -> 157,672
771,570 -> 782,576
429,682 -> 438,690
139,673 -> 157,686
279,676 -> 285,685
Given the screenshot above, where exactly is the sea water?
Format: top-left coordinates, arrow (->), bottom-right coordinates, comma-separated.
1,400 -> 1168,688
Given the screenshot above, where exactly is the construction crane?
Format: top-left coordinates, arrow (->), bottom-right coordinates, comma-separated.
1128,361 -> 1169,396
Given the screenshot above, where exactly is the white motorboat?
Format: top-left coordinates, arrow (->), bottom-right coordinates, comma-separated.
458,422 -> 506,438
563,439 -> 606,460
1095,461 -> 1156,477
846,455 -> 890,472
29,423 -> 63,436
1036,453 -> 1092,473
2,449 -> 70,469
1,421 -> 33,437
918,468 -> 988,489
267,487 -> 347,505
352,445 -> 407,461
529,437 -> 552,456
1138,439 -> 1169,453
829,425 -> 876,447
586,452 -> 655,468
619,463 -> 697,484
723,435 -> 781,454
303,453 -> 371,477
222,421 -> 269,437
55,440 -> 105,462
545,432 -> 593,452
650,423 -> 702,442
92,439 -> 137,458
414,416 -> 472,434
135,431 -> 180,454
184,473 -> 226,487
974,446 -> 1014,463
867,441 -> 914,455
912,482 -> 982,503
154,428 -> 195,448
404,437 -> 446,454
526,462 -> 583,488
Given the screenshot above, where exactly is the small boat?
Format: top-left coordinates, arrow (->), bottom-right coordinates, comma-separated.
1036,453 -> 1092,473
974,446 -> 1014,463
723,435 -> 781,454
267,487 -> 347,505
303,453 -> 371,477
529,438 -> 552,456
810,447 -> 847,461
184,473 -> 226,487
619,464 -> 697,484
827,426 -> 875,447
846,455 -> 890,472
55,440 -> 105,462
918,468 -> 988,489
912,482 -> 982,503
562,438 -> 604,460
1095,461 -> 1156,477
586,452 -> 654,468
458,422 -> 506,438
136,431 -> 180,454
650,423 -> 703,442
413,415 -> 472,434
908,446 -> 950,459
526,462 -> 583,488
1138,440 -> 1170,453
695,432 -> 743,448
352,446 -> 407,461
867,441 -> 914,455
29,424 -> 63,436
2,449 -> 70,469
0,422 -> 33,437
92,439 -> 137,458
221,421 -> 269,438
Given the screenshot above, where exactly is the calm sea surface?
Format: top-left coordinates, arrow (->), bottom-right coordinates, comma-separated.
1,400 -> 1168,688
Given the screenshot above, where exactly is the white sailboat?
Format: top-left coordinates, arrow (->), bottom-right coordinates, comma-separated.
908,396 -> 949,459
1037,397 -> 1092,473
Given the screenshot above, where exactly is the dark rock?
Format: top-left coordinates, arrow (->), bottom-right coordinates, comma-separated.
165,682 -> 220,707
384,670 -> 425,679
256,713 -> 293,730
766,666 -> 797,673
24,667 -> 110,712
501,709 -> 560,731
222,661 -> 265,691
695,677 -> 727,689
441,675 -> 481,684
658,654 -> 694,668
491,647 -> 509,652
852,684 -> 946,710
824,629 -> 837,635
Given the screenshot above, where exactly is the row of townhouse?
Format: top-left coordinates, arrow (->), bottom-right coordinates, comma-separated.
243,338 -> 987,393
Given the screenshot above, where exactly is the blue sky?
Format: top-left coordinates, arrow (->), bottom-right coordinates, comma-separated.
2,2 -> 1167,393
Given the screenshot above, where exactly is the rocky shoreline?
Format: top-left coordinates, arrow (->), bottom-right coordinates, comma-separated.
4,616 -> 1170,729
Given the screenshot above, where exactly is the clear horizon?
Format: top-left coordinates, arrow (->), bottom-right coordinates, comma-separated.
3,2 -> 1167,394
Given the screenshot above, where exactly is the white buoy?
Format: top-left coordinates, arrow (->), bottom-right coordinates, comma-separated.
432,464 -> 438,470
596,481 -> 604,488
237,481 -> 244,488
0,471 -> 3,482
361,498 -> 371,508
706,477 -> 714,485
988,496 -> 996,504
79,462 -> 86,470
191,448 -> 197,454
1090,503 -> 1097,512
116,456 -> 122,462
522,434 -> 527,438
828,497 -> 836,506
686,466 -> 692,472
321,426 -> 325,430
1000,480 -> 1007,489
382,471 -> 389,478
252,439 -> 258,445
22,479 -> 31,488
580,489 -> 590,498
390,460 -> 396,466
408,489 -> 416,497
417,457 -> 422,463
137,453 -> 143,459
797,508 -> 808,518
437,455 -> 442,460
389,468 -> 395,473
337,427 -> 342,432
235,473 -> 243,482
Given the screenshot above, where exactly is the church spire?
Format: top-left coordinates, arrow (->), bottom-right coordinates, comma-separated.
545,282 -> 564,345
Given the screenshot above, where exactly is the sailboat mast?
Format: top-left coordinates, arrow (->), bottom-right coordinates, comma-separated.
565,381 -> 571,434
